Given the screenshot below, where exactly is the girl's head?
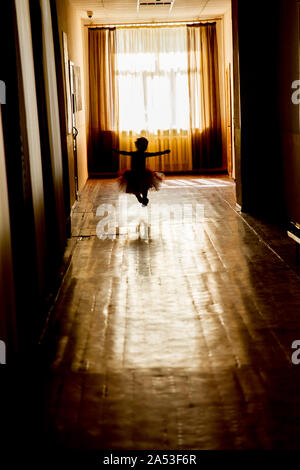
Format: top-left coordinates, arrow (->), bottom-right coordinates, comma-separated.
135,137 -> 148,151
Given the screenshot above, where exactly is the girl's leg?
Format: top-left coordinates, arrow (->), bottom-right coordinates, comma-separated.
135,193 -> 143,203
142,189 -> 149,206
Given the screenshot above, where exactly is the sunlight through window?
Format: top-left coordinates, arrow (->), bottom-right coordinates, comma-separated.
116,27 -> 190,133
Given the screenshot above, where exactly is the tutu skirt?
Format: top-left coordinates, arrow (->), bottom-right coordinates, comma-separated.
117,168 -> 164,194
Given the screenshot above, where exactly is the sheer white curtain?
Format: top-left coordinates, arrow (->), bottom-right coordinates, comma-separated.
116,27 -> 193,172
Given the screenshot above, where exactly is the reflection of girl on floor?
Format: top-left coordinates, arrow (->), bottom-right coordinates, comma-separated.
113,137 -> 170,206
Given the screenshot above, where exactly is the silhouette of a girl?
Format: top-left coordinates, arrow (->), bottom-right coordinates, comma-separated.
113,137 -> 170,206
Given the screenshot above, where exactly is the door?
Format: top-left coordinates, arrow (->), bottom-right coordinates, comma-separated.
226,64 -> 233,177
69,60 -> 79,201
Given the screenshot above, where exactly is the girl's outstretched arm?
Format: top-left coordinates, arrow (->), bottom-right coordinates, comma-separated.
145,150 -> 170,157
112,149 -> 132,156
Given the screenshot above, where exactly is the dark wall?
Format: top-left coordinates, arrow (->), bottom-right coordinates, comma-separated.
235,0 -> 285,220
234,0 -> 300,223
1,0 -> 42,352
0,0 -> 69,358
279,0 -> 300,224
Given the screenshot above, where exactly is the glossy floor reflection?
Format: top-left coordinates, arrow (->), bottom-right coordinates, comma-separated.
42,176 -> 300,450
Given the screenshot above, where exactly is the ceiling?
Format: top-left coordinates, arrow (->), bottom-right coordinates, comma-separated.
69,0 -> 231,24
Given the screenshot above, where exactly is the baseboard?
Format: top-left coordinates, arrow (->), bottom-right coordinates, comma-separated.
89,169 -> 229,178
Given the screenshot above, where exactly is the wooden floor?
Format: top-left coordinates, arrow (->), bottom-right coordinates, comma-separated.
12,176 -> 300,453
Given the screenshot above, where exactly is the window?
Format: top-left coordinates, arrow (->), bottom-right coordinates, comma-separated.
116,27 -> 190,133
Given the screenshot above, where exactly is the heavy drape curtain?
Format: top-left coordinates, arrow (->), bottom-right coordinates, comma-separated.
88,23 -> 222,172
187,24 -> 222,168
88,28 -> 119,172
